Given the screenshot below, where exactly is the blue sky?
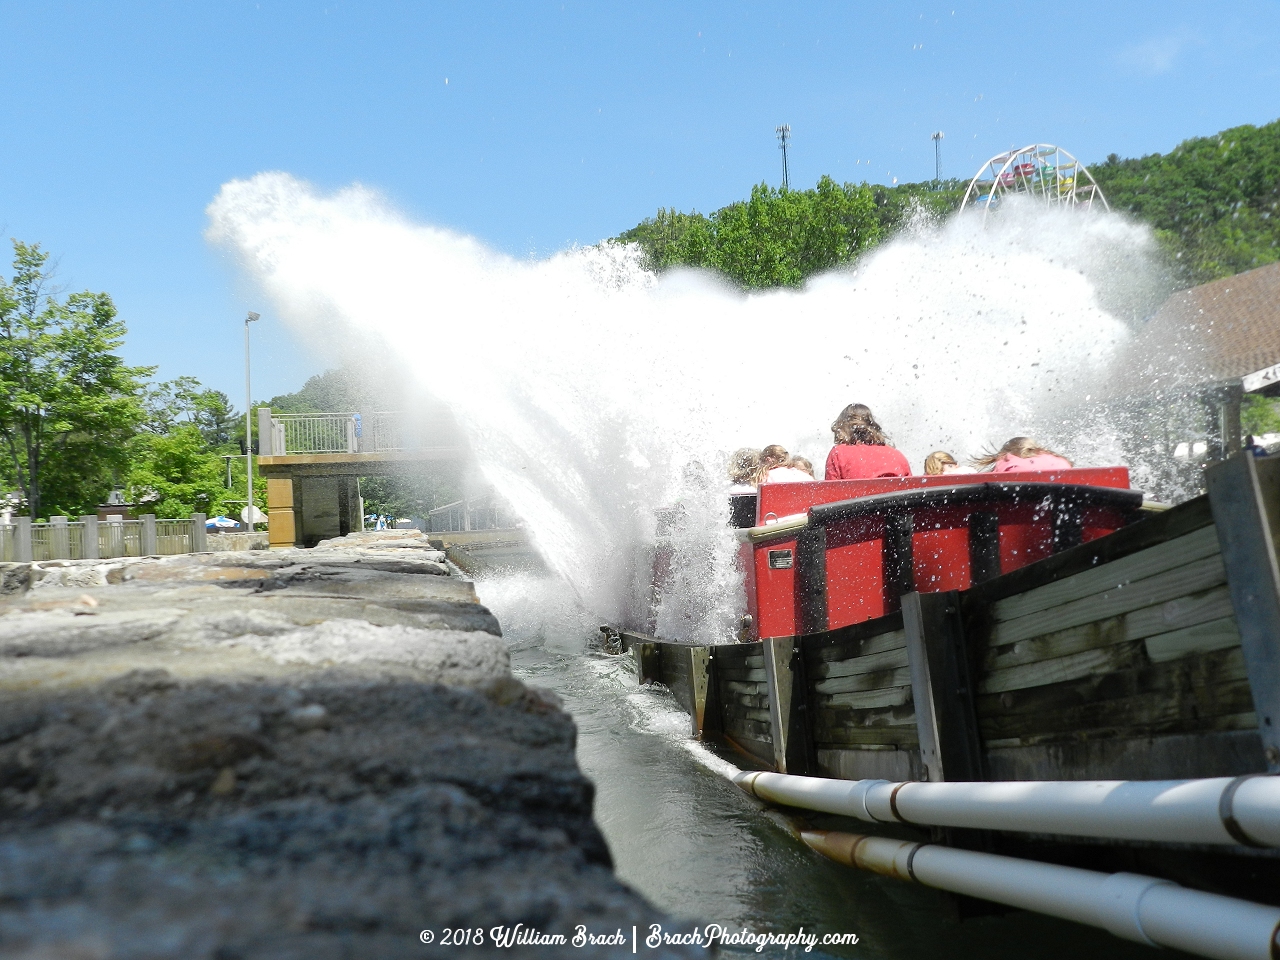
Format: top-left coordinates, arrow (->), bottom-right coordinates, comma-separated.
1,1 -> 1278,402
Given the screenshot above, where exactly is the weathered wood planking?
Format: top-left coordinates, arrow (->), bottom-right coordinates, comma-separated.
808,645 -> 910,679
980,641 -> 1148,694
993,524 -> 1221,623
982,584 -> 1235,672
820,684 -> 913,710
810,725 -> 920,747
985,728 -> 1266,780
989,553 -> 1226,647
974,645 -> 1253,746
807,629 -> 908,665
1145,616 -> 1241,662
811,665 -> 913,695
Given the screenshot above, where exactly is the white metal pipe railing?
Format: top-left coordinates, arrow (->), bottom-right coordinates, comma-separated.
735,771 -> 1280,848
803,830 -> 1280,960
272,413 -> 360,455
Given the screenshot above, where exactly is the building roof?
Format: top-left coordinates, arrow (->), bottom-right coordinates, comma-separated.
1124,261 -> 1280,391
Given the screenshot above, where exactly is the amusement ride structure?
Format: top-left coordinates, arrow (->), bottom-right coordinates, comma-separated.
961,143 -> 1108,219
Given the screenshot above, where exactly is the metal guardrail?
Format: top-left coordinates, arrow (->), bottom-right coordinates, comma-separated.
272,413 -> 359,455
260,409 -> 462,456
0,514 -> 209,562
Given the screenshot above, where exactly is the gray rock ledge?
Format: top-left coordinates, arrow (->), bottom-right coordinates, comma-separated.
0,531 -> 697,959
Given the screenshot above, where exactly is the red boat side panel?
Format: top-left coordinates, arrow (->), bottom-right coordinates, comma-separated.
755,467 -> 1131,525
750,468 -> 1134,639
753,536 -> 799,638
824,517 -> 889,629
910,507 -> 972,593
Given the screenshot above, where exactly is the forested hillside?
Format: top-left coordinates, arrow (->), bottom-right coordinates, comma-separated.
1092,119 -> 1280,284
619,118 -> 1280,290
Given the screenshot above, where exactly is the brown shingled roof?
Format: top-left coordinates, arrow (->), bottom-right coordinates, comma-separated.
1124,261 -> 1280,389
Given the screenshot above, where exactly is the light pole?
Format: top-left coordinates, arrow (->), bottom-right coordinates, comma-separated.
932,131 -> 945,186
776,124 -> 791,190
244,311 -> 259,529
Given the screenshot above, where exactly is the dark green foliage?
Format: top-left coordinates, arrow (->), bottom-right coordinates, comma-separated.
618,176 -> 881,289
127,377 -> 251,518
1090,119 -> 1280,284
0,241 -> 152,518
868,179 -> 967,236
1242,394 -> 1280,437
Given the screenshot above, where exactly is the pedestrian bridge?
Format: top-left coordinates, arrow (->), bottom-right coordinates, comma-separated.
255,408 -> 468,548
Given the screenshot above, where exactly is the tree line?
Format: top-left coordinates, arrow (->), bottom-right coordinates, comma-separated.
0,240 -> 459,522
617,117 -> 1280,290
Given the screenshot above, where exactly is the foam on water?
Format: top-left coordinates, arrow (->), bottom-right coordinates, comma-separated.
207,175 -> 1165,644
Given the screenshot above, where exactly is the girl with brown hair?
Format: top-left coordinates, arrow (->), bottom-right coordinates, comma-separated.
824,404 -> 911,480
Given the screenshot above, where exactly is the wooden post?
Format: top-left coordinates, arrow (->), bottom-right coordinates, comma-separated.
689,646 -> 723,739
267,477 -> 297,549
796,527 -> 828,636
50,516 -> 70,560
688,646 -> 717,738
79,516 -> 99,560
763,637 -> 794,773
763,636 -> 815,775
192,514 -> 208,553
14,517 -> 32,562
634,641 -> 660,686
1206,452 -> 1280,771
140,514 -> 157,556
902,591 -> 984,782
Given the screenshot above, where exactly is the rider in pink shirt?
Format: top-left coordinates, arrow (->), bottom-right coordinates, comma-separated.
975,437 -> 1074,473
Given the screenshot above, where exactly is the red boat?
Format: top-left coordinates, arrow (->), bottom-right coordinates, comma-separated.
731,468 -> 1142,642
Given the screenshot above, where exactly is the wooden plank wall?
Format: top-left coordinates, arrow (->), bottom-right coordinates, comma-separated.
711,642 -> 774,764
967,512 -> 1264,779
800,613 -> 922,781
658,642 -> 695,716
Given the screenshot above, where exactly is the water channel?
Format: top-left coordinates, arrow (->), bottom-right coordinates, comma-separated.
485,576 -> 1172,960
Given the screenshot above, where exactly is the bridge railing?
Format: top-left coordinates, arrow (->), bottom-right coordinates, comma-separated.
271,413 -> 360,455
0,514 -> 209,561
260,409 -> 462,456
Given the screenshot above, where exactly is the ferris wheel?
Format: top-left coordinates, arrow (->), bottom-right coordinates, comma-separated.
961,144 -> 1108,219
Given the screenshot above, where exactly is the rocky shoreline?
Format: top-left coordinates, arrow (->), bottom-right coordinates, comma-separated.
0,531 -> 695,958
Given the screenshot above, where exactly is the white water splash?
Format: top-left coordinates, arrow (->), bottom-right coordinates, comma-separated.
207,174 -> 1163,644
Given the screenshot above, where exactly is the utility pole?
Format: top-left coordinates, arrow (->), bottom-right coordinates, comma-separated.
776,124 -> 791,190
932,131 -> 944,186
244,311 -> 259,530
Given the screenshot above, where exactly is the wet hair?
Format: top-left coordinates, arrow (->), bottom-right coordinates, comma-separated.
923,451 -> 958,476
755,444 -> 790,484
831,404 -> 887,446
790,456 -> 815,478
728,448 -> 762,485
971,436 -> 1072,470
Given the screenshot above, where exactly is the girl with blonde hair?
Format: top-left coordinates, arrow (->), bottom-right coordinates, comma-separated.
923,451 -> 962,476
972,437 -> 1073,473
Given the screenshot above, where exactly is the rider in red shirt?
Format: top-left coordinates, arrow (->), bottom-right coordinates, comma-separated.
823,404 -> 912,480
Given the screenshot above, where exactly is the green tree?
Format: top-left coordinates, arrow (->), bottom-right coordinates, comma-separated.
0,241 -> 151,518
618,176 -> 881,289
1242,394 -> 1280,437
1090,119 -> 1280,284
126,374 -> 249,517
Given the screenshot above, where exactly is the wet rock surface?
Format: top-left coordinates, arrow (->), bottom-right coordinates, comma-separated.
0,532 -> 694,958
